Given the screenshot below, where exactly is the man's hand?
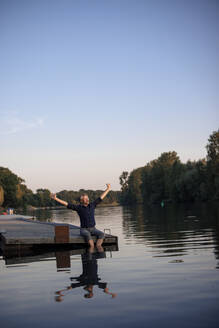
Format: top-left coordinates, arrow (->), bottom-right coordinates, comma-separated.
50,193 -> 57,200
50,193 -> 68,207
100,183 -> 111,200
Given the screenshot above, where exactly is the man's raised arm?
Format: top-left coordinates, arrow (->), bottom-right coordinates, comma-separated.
100,184 -> 111,200
50,193 -> 68,207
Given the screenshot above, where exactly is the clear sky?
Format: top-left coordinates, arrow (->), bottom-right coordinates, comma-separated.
0,0 -> 218,192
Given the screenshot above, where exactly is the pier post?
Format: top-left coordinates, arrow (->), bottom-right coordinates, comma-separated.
54,225 -> 69,244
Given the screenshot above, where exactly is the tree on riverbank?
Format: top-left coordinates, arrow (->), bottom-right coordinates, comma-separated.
0,167 -> 28,208
56,189 -> 120,205
0,185 -> 4,206
120,130 -> 219,205
206,129 -> 219,200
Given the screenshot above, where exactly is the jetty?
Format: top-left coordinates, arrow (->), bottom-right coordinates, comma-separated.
0,215 -> 118,259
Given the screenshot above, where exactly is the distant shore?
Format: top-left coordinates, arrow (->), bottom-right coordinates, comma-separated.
1,202 -> 120,214
29,202 -> 120,210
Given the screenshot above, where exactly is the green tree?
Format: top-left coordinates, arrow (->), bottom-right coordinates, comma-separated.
0,185 -> 4,206
35,189 -> 54,207
0,167 -> 25,207
141,152 -> 180,204
206,129 -> 219,200
57,189 -> 121,205
119,171 -> 129,204
119,171 -> 129,192
126,167 -> 144,204
206,129 -> 219,164
119,131 -> 218,205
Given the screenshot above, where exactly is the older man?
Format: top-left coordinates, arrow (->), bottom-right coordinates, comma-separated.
51,184 -> 111,248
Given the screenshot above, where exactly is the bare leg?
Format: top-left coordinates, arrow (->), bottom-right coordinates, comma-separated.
80,228 -> 94,250
96,238 -> 103,247
88,238 -> 94,251
90,227 -> 104,246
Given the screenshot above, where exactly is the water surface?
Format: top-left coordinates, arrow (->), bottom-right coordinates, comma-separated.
1,203 -> 219,328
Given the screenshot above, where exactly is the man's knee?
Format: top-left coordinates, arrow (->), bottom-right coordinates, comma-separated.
80,229 -> 92,242
97,231 -> 104,240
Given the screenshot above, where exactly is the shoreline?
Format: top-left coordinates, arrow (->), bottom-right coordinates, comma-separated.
0,202 -> 120,213
1,199 -> 218,214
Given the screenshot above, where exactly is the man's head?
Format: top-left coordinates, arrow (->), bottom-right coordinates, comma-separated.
80,193 -> 89,205
84,285 -> 93,298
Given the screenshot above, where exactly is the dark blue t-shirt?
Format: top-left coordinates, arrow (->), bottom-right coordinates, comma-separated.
67,197 -> 102,228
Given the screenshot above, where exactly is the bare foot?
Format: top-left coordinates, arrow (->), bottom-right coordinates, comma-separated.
96,245 -> 104,252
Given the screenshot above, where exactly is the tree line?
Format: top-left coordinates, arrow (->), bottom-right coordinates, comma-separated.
1,129 -> 218,210
0,169 -> 121,209
119,130 -> 219,205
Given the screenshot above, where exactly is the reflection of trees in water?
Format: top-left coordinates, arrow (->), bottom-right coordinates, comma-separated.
213,206 -> 219,269
19,208 -> 54,221
122,202 -> 219,264
214,231 -> 219,269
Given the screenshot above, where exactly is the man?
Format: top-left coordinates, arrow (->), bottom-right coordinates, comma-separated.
50,183 -> 111,248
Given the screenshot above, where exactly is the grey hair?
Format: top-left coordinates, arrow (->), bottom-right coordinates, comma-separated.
80,193 -> 89,200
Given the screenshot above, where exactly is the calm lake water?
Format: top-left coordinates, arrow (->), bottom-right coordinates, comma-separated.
1,203 -> 219,328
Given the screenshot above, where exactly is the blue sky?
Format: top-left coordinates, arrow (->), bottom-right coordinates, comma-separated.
0,0 -> 218,192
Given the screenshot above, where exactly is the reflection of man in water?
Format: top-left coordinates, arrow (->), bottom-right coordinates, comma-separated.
55,250 -> 117,301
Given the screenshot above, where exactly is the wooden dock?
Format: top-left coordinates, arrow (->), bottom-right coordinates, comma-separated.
0,215 -> 118,256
